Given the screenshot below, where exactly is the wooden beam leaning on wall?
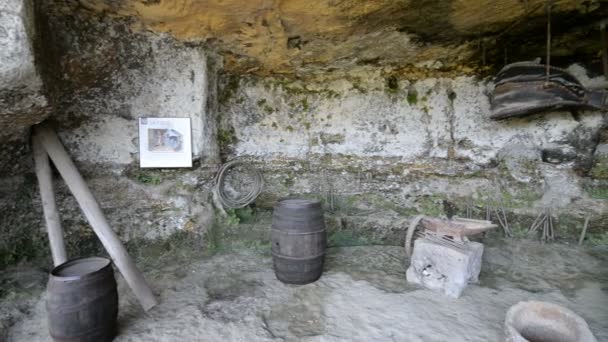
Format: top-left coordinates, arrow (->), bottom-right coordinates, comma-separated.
31,133 -> 68,266
32,123 -> 158,311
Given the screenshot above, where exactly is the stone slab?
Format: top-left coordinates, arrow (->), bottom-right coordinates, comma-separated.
406,238 -> 483,298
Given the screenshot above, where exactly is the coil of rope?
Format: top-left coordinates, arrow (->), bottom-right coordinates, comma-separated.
213,159 -> 264,209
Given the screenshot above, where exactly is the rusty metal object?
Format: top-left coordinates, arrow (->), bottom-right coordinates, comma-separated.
415,231 -> 468,252
405,216 -> 497,257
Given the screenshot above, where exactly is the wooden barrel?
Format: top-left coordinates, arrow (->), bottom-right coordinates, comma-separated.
271,198 -> 327,284
46,257 -> 118,342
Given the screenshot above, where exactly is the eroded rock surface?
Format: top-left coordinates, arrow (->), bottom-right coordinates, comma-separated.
3,243 -> 607,341
0,0 -> 48,140
1,0 -> 607,269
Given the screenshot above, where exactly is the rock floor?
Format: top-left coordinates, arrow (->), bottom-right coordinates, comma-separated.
2,240 -> 608,341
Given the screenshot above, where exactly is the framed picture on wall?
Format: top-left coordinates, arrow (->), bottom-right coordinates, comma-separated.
138,117 -> 192,168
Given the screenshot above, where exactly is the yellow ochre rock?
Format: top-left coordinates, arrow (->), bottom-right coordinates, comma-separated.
73,0 -> 604,75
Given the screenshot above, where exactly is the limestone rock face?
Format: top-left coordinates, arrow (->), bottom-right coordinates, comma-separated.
0,0 -> 47,140
0,0 -> 606,267
34,7 -> 220,168
220,67 -> 605,180
75,0 -> 608,76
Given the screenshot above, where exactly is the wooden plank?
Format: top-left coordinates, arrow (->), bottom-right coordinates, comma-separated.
31,133 -> 67,266
33,124 -> 158,311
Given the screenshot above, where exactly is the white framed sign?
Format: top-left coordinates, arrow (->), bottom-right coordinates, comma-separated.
138,117 -> 192,168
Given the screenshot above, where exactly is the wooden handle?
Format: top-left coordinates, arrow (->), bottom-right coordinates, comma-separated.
33,123 -> 158,311
31,133 -> 68,266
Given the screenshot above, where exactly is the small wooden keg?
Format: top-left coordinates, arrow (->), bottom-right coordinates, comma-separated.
47,257 -> 118,342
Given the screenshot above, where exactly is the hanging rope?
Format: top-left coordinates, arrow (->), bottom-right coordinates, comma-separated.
490,2 -> 543,68
545,0 -> 553,85
213,159 -> 264,209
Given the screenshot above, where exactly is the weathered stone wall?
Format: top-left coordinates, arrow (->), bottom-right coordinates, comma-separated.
218,65 -> 608,245
0,0 -> 47,268
1,1 -> 608,268
0,0 -> 48,140
0,6 -> 220,267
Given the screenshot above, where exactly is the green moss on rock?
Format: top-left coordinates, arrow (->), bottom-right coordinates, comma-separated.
406,88 -> 418,105
590,157 -> 608,179
320,133 -> 345,145
218,74 -> 240,105
217,128 -> 236,147
137,173 -> 162,185
385,76 -> 399,94
0,174 -> 50,269
589,187 -> 608,200
300,98 -> 309,111
417,195 -> 445,216
328,230 -> 371,247
203,209 -> 271,255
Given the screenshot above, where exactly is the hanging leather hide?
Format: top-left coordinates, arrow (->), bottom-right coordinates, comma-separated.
489,62 -> 608,120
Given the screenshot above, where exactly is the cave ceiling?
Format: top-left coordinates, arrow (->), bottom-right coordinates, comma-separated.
49,0 -> 608,76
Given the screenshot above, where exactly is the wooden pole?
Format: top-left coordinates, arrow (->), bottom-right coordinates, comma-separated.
33,124 -> 158,311
31,133 -> 68,266
578,215 -> 590,246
